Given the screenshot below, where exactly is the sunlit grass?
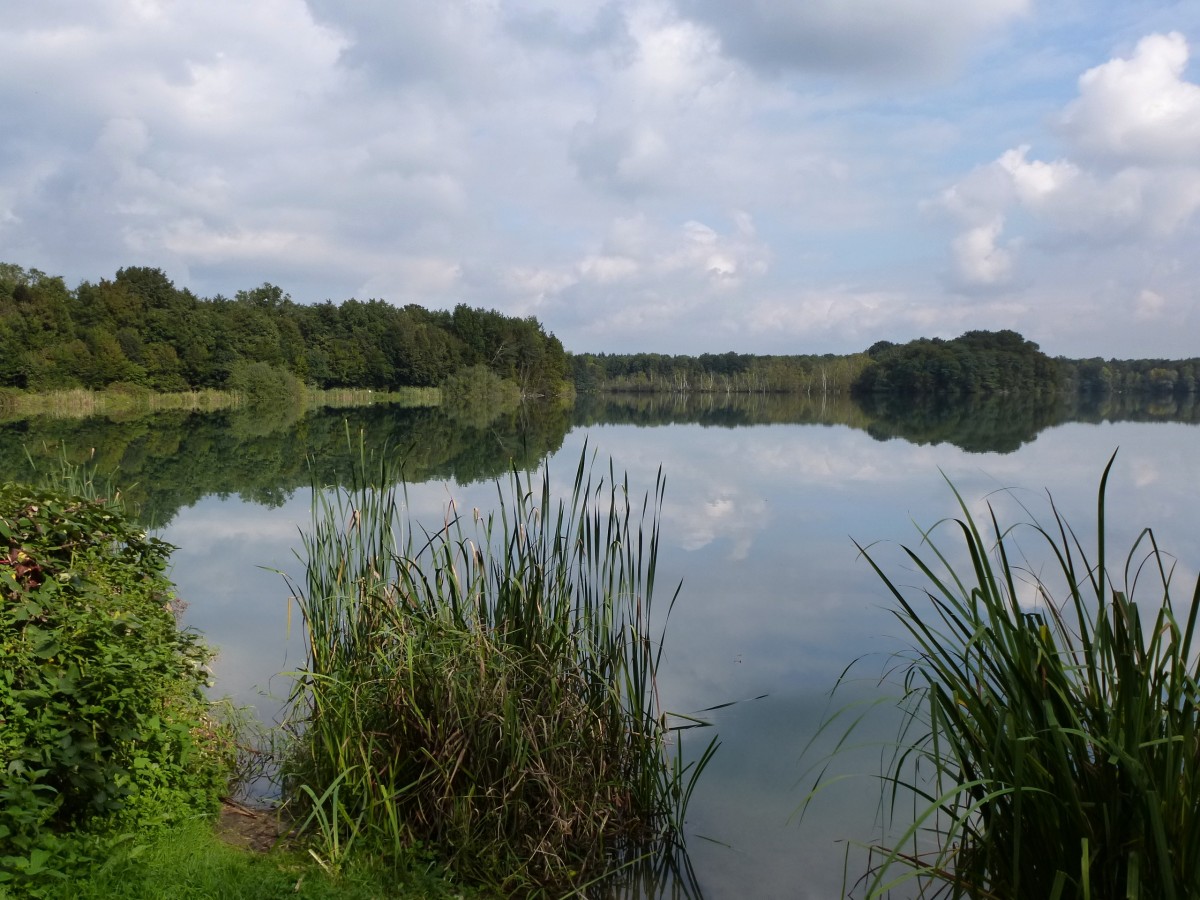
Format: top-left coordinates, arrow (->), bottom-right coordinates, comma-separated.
56,818 -> 478,900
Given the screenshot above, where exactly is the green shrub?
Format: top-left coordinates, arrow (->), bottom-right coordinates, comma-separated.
226,361 -> 306,407
439,364 -> 520,427
0,484 -> 233,893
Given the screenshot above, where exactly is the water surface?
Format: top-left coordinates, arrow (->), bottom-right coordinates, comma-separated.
4,399 -> 1198,898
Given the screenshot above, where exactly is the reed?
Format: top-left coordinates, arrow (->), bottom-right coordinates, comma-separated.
280,439 -> 712,893
0,385 -> 437,421
808,453 -> 1200,899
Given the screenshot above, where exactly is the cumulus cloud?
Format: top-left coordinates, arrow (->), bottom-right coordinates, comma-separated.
1060,32 -> 1200,167
492,211 -> 771,345
933,32 -> 1200,298
568,5 -> 736,198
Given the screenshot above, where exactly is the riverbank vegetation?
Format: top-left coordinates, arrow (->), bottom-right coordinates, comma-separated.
807,455 -> 1200,898
0,383 -> 437,421
0,477 -> 234,895
0,462 -> 489,899
279,444 -> 712,894
58,817 -> 483,900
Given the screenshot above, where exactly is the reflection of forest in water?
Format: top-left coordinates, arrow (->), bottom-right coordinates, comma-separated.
2,391 -> 1196,526
0,403 -> 571,526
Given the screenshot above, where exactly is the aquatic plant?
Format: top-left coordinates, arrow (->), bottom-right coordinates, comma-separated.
807,453 -> 1200,899
280,441 -> 713,893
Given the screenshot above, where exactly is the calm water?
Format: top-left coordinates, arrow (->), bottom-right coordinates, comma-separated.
5,399 -> 1199,898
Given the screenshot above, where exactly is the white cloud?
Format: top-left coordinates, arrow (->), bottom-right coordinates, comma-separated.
1134,288 -> 1167,322
933,33 -> 1200,302
1061,32 -> 1200,167
951,217 -> 1016,288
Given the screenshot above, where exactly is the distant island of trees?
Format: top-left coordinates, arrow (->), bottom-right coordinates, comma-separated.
2,263 -> 1197,404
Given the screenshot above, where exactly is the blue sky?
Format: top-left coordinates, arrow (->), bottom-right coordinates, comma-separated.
3,1 -> 1199,358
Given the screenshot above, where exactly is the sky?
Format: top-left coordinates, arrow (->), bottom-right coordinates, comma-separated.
3,1 -> 1200,359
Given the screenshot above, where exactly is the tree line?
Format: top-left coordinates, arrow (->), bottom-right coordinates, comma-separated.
5,263 -> 1197,404
570,350 -> 873,395
0,264 -> 571,398
574,330 -> 1200,402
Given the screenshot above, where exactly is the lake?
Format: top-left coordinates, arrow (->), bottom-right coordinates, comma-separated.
4,395 -> 1198,898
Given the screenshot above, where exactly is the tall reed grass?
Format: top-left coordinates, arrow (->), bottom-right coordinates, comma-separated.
280,440 -> 713,894
0,385 -> 435,422
807,453 -> 1200,899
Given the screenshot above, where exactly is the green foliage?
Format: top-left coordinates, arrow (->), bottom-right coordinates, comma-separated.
1064,356 -> 1200,399
439,364 -> 521,427
571,349 -> 872,396
280,444 -> 713,894
225,360 -> 306,407
0,483 -> 233,894
808,455 -> 1200,898
0,262 -> 572,399
57,818 -> 482,900
853,329 -> 1065,399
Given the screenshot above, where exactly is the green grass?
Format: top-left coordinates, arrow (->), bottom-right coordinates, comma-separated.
806,452 -> 1200,899
279,438 -> 714,895
48,818 -> 480,900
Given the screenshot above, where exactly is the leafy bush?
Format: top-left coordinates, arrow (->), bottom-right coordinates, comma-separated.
439,364 -> 520,426
0,484 -> 233,893
225,360 -> 306,407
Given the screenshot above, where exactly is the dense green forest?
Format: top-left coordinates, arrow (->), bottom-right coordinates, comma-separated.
0,264 -> 570,398
854,330 -> 1063,397
4,263 -> 1198,404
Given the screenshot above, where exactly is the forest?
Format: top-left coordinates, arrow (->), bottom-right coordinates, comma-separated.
3,263 -> 1198,403
0,263 -> 571,399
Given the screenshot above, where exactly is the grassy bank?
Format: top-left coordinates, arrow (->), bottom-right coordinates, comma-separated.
0,385 -> 439,421
0,459 -> 478,899
53,818 -> 482,900
279,443 -> 713,895
808,454 -> 1200,898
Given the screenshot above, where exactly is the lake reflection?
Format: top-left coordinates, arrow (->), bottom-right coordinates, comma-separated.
5,401 -> 1199,898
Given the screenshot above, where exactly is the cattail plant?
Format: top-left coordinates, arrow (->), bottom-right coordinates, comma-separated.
806,453 -> 1200,899
280,437 -> 715,893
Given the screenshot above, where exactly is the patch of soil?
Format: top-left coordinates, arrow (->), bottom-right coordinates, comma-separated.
216,800 -> 287,854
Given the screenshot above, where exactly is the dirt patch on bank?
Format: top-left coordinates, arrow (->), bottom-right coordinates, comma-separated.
216,800 -> 287,853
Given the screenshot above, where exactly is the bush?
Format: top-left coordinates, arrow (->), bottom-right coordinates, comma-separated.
0,484 -> 233,893
225,360 -> 305,407
439,364 -> 520,427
